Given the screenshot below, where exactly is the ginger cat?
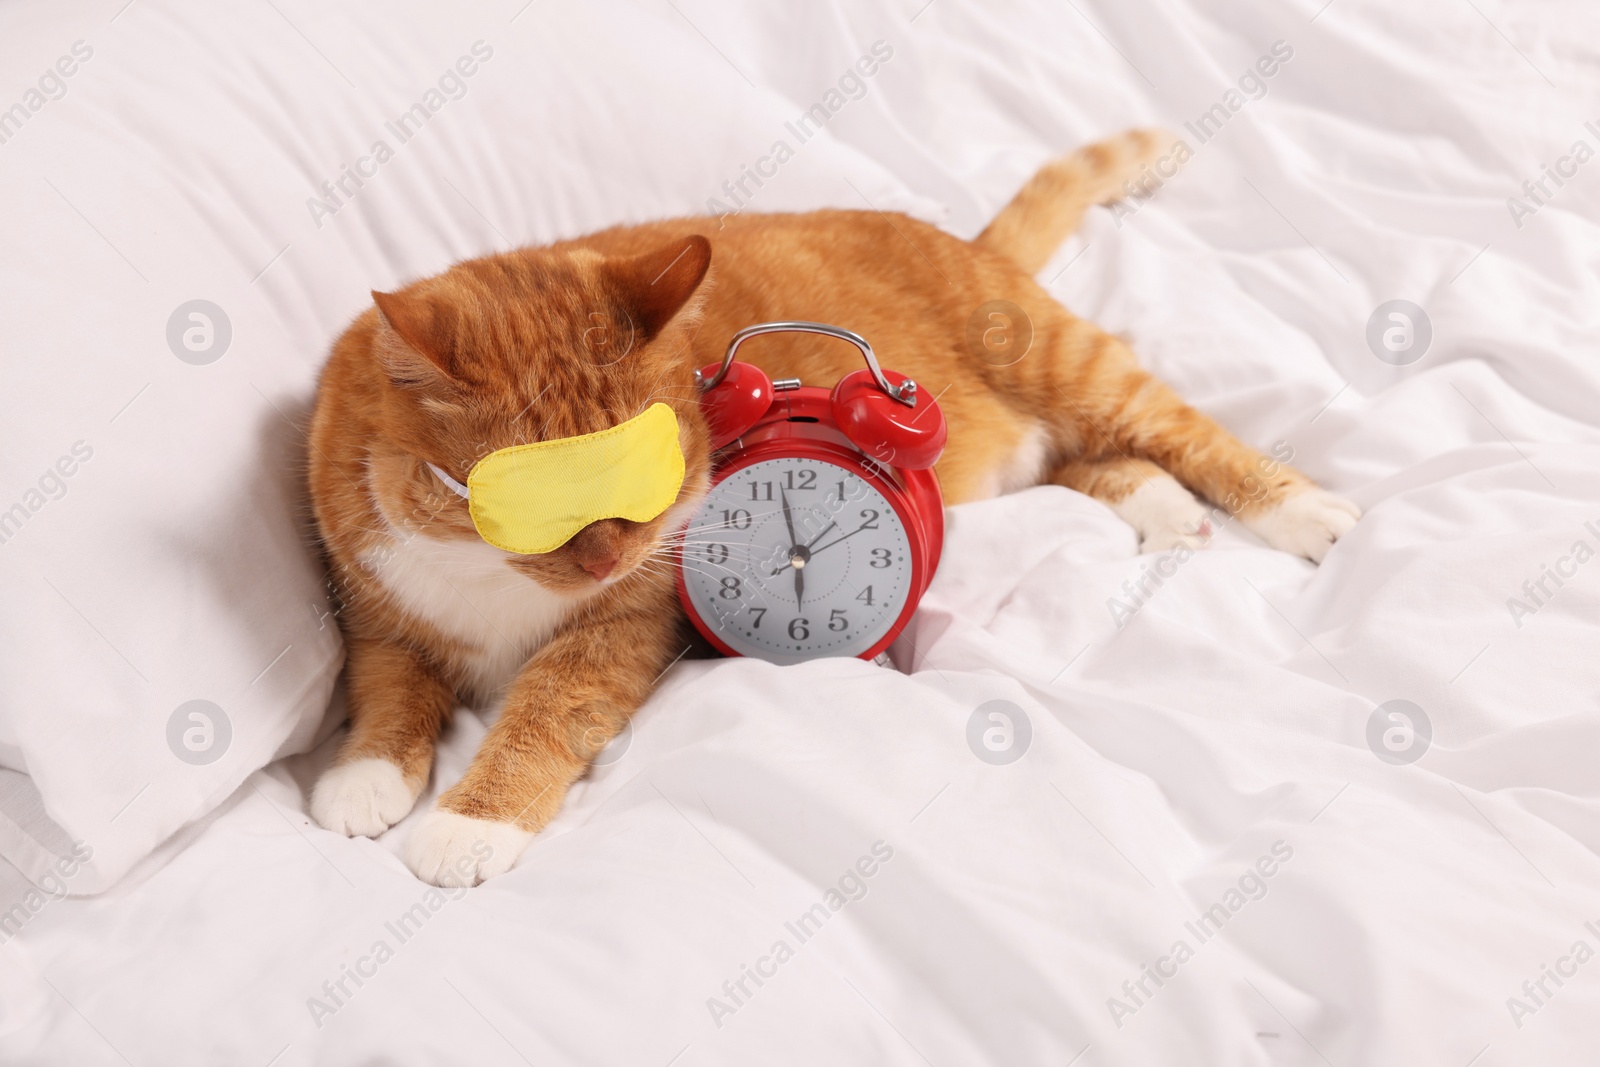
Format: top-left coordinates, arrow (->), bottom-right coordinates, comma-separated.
306,130 -> 1359,885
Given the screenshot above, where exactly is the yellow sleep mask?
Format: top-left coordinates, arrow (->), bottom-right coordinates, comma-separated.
427,403 -> 685,555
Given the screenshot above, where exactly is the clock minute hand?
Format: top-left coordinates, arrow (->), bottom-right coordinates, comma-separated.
808,522 -> 872,558
780,488 -> 798,547
780,489 -> 804,609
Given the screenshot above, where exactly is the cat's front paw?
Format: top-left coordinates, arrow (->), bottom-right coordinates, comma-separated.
403,808 -> 533,887
1245,488 -> 1361,563
311,758 -> 421,837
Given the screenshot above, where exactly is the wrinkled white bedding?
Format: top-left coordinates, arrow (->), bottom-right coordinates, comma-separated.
4,0 -> 1600,1063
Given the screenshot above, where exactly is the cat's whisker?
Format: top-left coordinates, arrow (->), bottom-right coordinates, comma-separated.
646,550 -> 758,575
655,538 -> 762,554
645,549 -> 741,572
669,517 -> 782,536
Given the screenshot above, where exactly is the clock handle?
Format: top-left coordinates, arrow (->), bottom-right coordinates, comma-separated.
699,321 -> 918,408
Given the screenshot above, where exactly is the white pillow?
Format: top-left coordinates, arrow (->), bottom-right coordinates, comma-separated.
0,0 -> 935,891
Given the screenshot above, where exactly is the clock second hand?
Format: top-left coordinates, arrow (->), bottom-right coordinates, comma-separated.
803,520 -> 837,551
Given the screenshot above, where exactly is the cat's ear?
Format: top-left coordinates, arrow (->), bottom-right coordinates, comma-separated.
371,290 -> 459,386
605,235 -> 712,340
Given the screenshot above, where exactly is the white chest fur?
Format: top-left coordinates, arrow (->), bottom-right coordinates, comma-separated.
358,525 -> 572,701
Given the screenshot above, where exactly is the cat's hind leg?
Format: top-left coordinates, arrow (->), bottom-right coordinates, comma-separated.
1100,365 -> 1360,562
1020,325 -> 1359,562
1050,456 -> 1214,553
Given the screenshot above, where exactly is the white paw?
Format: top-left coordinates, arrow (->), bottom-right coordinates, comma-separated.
403,808 -> 533,887
1114,477 -> 1215,554
310,758 -> 420,838
1245,488 -> 1361,563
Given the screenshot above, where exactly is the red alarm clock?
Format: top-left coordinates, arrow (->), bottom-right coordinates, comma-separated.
676,321 -> 946,665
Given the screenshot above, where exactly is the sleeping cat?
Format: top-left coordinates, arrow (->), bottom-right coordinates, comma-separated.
306,130 -> 1359,886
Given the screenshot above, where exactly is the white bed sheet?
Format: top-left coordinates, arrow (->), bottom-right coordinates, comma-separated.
4,0 -> 1600,1064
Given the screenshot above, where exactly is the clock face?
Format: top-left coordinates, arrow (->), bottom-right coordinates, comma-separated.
679,454 -> 915,664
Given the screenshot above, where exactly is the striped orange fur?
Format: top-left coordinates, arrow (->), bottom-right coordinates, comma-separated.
306,131 -> 1359,885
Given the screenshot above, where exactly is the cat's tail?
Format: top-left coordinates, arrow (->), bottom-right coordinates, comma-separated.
974,129 -> 1185,274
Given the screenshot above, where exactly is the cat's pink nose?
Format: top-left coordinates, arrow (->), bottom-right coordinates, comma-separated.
568,518 -> 626,581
